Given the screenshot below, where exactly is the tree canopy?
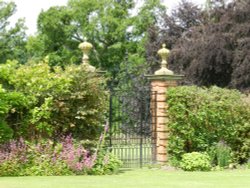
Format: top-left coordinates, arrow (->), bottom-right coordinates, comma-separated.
26,0 -> 165,77
147,0 -> 250,92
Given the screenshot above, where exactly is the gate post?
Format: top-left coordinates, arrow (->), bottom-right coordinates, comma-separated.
146,44 -> 183,164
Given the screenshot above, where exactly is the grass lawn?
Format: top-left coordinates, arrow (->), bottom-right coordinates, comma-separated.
0,169 -> 249,188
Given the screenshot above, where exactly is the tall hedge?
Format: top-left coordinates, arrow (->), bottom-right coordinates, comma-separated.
167,86 -> 250,164
0,61 -> 108,141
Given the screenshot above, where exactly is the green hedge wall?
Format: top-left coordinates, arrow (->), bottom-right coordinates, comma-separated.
167,86 -> 250,164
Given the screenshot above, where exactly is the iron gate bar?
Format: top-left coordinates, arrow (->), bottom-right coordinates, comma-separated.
109,91 -> 113,147
140,92 -> 143,168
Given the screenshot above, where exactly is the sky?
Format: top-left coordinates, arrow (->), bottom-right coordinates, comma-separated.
9,0 -> 206,35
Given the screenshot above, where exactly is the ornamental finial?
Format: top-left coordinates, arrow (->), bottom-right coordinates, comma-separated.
154,43 -> 174,75
78,38 -> 95,72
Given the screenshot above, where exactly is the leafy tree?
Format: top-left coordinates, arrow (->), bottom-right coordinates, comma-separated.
0,1 -> 27,64
26,0 -> 165,87
28,6 -> 80,66
68,0 -> 134,74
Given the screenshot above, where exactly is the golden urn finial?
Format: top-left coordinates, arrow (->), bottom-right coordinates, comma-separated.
78,38 -> 96,72
154,44 -> 174,75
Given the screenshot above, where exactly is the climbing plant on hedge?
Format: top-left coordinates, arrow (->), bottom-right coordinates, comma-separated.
167,86 -> 250,165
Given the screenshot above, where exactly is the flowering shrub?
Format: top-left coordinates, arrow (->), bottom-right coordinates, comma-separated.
57,135 -> 96,174
0,138 -> 27,176
0,135 -> 122,176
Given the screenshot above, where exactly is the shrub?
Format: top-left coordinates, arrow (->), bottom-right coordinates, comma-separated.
167,86 -> 250,165
180,152 -> 212,171
0,61 -> 108,140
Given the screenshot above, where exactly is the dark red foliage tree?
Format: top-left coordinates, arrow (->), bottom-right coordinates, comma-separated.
147,0 -> 250,92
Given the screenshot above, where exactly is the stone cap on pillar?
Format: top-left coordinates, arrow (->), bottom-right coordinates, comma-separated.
145,74 -> 184,81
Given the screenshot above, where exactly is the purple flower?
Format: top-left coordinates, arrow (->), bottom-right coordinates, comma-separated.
0,135 -> 99,175
99,134 -> 104,142
104,122 -> 109,132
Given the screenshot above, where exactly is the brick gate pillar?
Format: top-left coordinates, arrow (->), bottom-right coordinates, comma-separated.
146,44 -> 183,164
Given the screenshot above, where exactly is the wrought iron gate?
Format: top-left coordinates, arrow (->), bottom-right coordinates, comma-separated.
108,89 -> 157,168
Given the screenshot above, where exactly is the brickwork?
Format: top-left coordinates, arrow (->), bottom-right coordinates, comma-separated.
150,79 -> 178,163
